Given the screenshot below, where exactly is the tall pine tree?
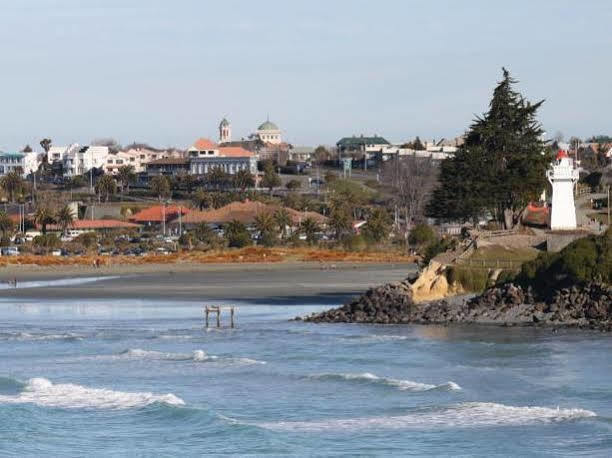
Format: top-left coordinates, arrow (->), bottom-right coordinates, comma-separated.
427,68 -> 550,228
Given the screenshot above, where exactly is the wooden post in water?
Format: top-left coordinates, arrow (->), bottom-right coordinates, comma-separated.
216,307 -> 221,328
205,306 -> 209,328
230,307 -> 235,328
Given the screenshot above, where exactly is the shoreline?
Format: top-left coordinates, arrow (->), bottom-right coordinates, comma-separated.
0,262 -> 416,304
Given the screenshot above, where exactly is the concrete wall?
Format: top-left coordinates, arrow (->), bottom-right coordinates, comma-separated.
546,231 -> 591,252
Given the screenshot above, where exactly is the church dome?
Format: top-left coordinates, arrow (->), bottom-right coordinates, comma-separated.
258,120 -> 279,131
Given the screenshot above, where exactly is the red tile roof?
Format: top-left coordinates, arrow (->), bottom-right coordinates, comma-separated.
218,146 -> 255,158
193,138 -> 218,151
130,205 -> 190,223
42,219 -> 141,231
178,200 -> 326,225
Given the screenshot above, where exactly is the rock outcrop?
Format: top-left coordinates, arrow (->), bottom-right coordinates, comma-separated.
302,281 -> 611,331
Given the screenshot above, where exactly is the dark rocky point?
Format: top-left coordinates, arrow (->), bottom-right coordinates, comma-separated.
302,280 -> 611,331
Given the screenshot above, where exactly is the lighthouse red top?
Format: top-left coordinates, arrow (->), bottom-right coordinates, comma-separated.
556,149 -> 569,160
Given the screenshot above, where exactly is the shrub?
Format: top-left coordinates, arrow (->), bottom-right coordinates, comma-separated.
409,223 -> 437,246
446,267 -> 489,292
33,234 -> 61,251
516,228 -> 611,297
343,234 -> 367,252
224,220 -> 252,248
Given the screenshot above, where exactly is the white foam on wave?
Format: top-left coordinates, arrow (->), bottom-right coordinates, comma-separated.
108,348 -> 266,365
311,372 -> 460,392
0,331 -> 83,341
0,276 -> 119,291
256,402 -> 596,432
0,377 -> 184,410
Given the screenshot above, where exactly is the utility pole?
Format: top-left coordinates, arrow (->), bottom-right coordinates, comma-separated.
162,202 -> 166,236
608,185 -> 612,228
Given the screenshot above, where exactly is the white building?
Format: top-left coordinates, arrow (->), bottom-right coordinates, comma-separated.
0,151 -> 43,177
188,138 -> 257,175
254,119 -> 282,144
547,150 -> 579,230
378,145 -> 453,161
48,144 -> 110,177
63,146 -> 110,177
22,152 -> 43,175
104,147 -> 183,175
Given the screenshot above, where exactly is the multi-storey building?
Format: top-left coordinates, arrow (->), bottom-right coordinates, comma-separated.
188,138 -> 257,175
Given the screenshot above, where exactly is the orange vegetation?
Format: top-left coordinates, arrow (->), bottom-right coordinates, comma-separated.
0,248 -> 415,267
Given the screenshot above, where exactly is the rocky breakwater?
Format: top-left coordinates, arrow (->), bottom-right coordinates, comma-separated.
301,281 -> 611,331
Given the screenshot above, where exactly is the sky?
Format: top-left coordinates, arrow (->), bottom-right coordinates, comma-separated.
1,0 -> 611,151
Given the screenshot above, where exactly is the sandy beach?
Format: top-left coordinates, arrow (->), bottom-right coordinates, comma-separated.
0,262 -> 416,304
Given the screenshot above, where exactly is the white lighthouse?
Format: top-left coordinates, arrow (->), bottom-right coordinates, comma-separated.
546,150 -> 579,230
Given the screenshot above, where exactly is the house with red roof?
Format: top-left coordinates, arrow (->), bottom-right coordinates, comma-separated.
172,200 -> 327,229
129,205 -> 190,227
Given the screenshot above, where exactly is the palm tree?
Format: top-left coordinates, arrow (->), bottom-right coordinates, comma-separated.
39,138 -> 52,163
0,211 -> 14,242
207,166 -> 229,191
224,219 -> 251,248
233,169 -> 255,193
0,170 -> 24,203
96,174 -> 117,202
300,217 -> 321,245
34,206 -> 55,235
55,205 -> 75,236
329,202 -> 353,241
192,188 -> 210,210
210,192 -> 229,209
274,208 -> 292,240
150,175 -> 170,201
254,212 -> 278,246
116,165 -> 135,199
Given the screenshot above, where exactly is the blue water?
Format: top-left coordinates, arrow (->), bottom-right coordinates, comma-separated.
0,289 -> 611,456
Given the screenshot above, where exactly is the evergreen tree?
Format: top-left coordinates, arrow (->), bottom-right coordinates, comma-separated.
428,68 -> 549,228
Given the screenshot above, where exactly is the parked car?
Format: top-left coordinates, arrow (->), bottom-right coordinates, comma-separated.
0,246 -> 19,256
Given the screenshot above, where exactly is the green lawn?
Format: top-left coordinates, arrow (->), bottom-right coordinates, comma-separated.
470,245 -> 540,262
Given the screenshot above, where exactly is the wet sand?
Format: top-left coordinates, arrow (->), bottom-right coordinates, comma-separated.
0,262 -> 416,305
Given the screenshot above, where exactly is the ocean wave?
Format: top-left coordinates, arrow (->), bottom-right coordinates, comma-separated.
106,348 -> 266,365
0,377 -> 184,410
309,372 -> 460,392
255,402 -> 597,432
0,331 -> 83,342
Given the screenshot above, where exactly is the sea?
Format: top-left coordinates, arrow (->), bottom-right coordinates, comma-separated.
0,277 -> 611,457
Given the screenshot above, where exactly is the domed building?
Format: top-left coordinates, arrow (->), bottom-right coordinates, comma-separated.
255,118 -> 282,145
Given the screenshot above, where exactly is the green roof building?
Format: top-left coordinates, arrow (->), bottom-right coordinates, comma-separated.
336,135 -> 390,153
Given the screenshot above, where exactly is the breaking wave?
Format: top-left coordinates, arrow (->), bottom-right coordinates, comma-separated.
0,377 -> 184,410
109,348 -> 266,365
309,372 -> 461,392
255,402 -> 597,432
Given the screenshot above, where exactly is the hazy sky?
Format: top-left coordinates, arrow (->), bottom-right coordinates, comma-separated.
1,0 -> 610,151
